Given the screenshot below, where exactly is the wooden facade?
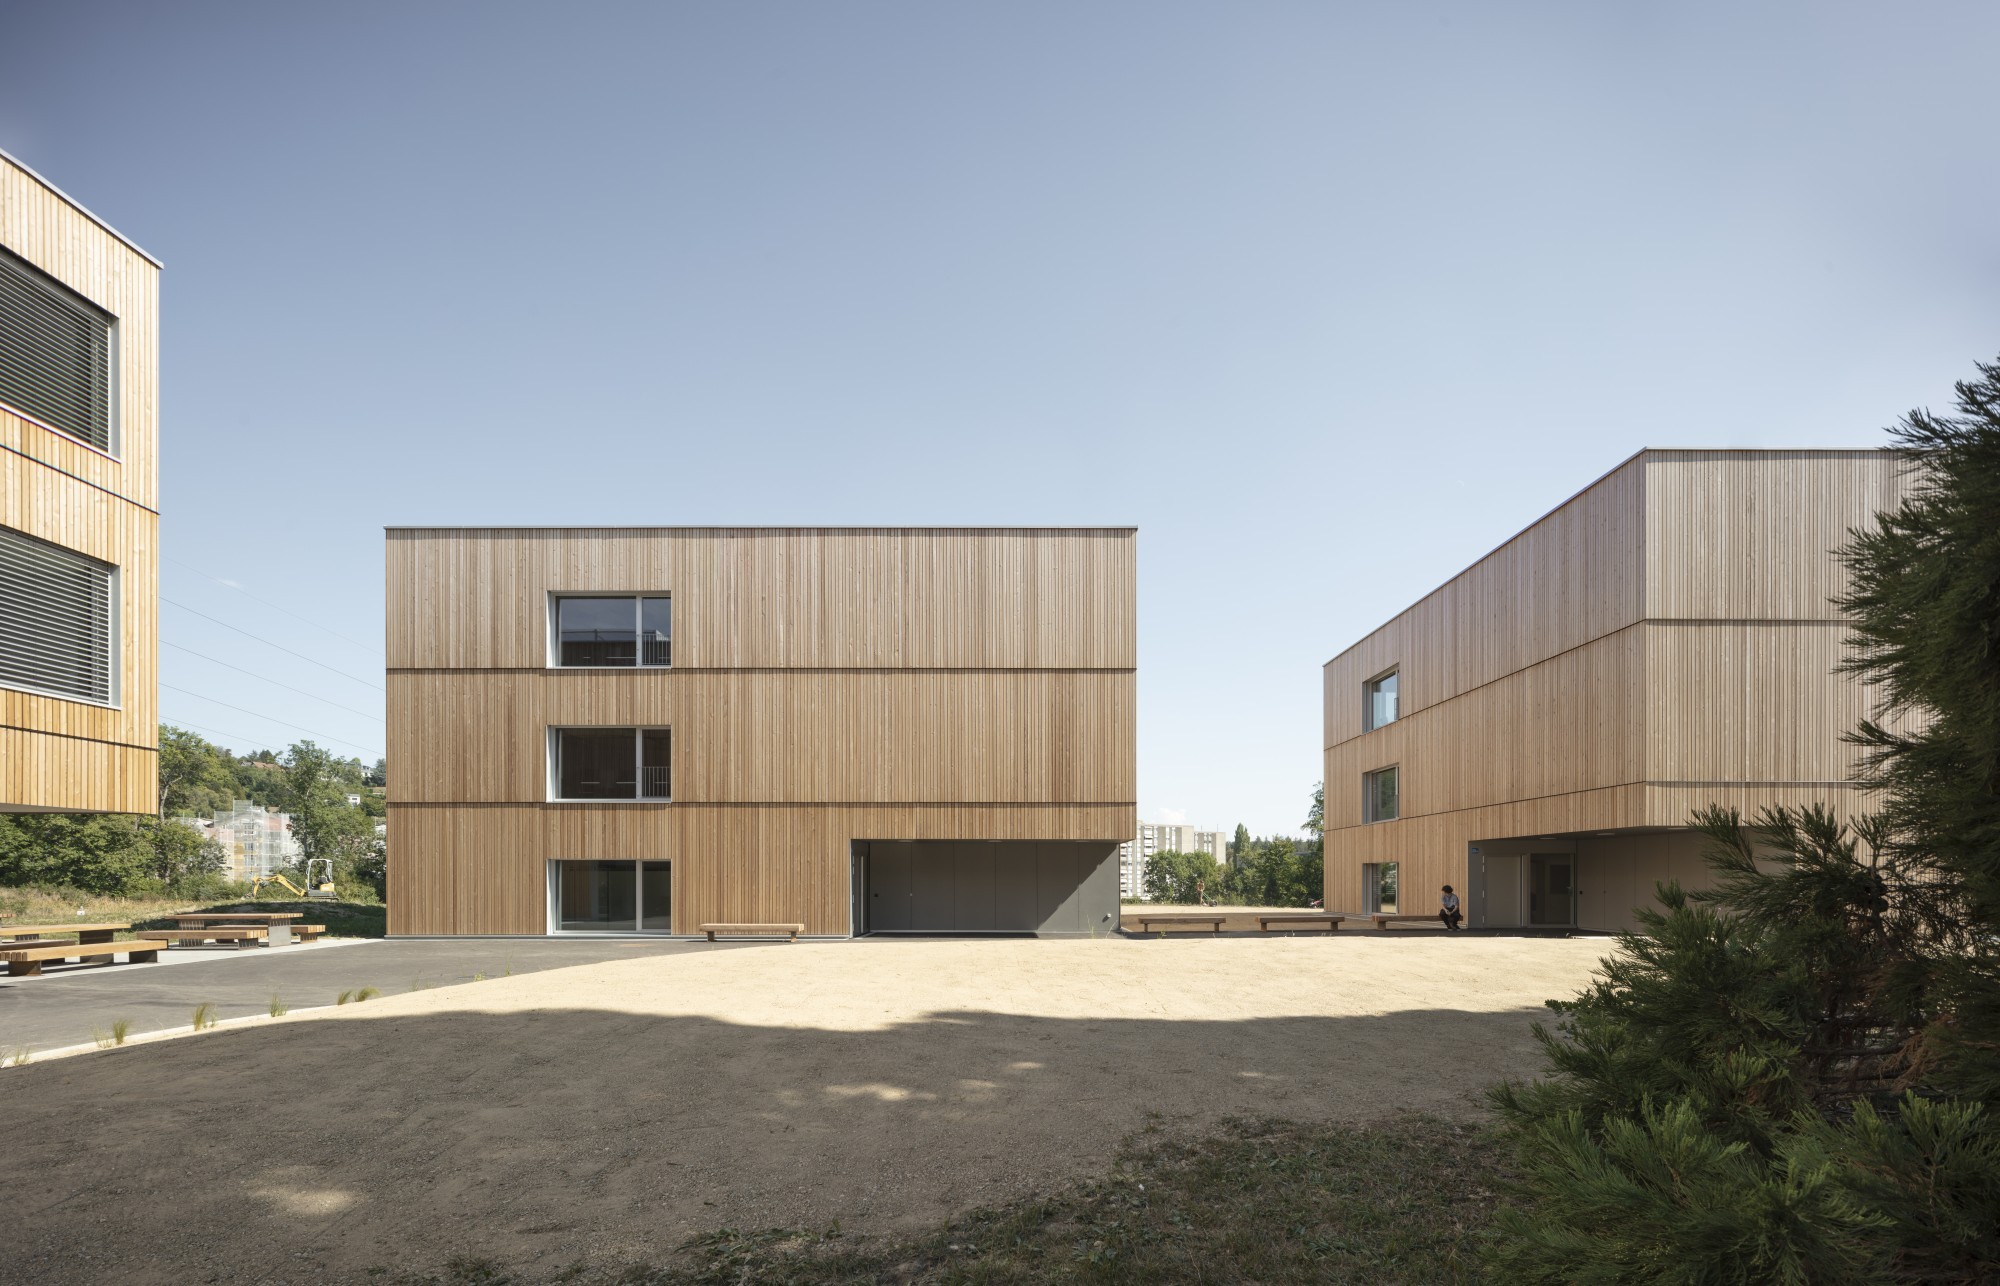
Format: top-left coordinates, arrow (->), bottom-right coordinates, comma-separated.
386,527 -> 1137,935
1322,449 -> 1907,932
0,151 -> 158,815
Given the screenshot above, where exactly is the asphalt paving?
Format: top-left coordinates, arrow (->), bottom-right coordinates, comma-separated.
0,936 -> 730,1054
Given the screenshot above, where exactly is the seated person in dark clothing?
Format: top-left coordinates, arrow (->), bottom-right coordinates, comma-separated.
1439,884 -> 1463,932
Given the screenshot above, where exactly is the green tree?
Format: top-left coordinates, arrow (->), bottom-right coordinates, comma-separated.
0,815 -> 151,894
280,740 -> 374,880
1487,359 -> 2000,1283
1143,850 -> 1223,904
137,817 -> 227,891
158,725 -> 235,820
1229,823 -> 1251,868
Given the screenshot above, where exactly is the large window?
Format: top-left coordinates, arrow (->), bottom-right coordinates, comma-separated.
1363,766 -> 1399,823
553,595 -> 670,667
552,727 -> 671,801
1364,668 -> 1398,730
1362,861 -> 1400,913
553,860 -> 671,932
0,525 -> 115,704
0,246 -> 115,452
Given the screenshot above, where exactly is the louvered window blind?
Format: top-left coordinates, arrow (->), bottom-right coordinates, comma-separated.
0,246 -> 113,451
0,525 -> 114,703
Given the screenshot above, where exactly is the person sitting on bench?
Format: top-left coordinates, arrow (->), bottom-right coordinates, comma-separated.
1439,884 -> 1464,933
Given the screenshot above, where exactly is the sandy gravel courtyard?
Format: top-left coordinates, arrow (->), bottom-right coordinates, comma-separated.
0,934 -> 1611,1283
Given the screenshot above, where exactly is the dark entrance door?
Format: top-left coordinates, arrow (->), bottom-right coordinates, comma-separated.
1528,853 -> 1574,927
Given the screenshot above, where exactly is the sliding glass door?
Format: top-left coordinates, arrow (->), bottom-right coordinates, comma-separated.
553,860 -> 672,933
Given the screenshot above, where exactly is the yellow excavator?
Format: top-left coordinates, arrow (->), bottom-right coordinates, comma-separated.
251,858 -> 337,901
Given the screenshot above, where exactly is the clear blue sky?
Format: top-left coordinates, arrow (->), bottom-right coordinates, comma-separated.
4,2 -> 1996,834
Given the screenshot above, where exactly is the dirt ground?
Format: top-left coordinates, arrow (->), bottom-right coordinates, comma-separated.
0,934 -> 1612,1284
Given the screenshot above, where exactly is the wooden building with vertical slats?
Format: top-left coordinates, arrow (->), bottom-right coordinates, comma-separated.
1322,449 -> 1906,933
1,149 -> 159,815
386,527 -> 1136,936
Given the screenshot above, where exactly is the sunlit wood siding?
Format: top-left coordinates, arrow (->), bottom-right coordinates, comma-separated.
1322,449 -> 1908,927
0,152 -> 158,815
387,527 -> 1137,935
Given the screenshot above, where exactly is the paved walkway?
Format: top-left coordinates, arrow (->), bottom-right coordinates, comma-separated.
0,937 -> 723,1054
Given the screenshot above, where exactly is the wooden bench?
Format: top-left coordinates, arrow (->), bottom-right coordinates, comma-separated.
0,941 -> 160,976
293,924 -> 328,942
1258,913 -> 1344,933
699,923 -> 804,942
1133,915 -> 1225,935
137,927 -> 269,950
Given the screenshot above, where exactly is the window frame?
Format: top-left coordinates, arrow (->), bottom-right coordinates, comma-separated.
546,725 -> 672,803
545,858 -> 674,934
0,525 -> 121,709
1362,666 -> 1399,732
546,592 -> 672,670
1362,764 -> 1399,824
0,245 -> 121,460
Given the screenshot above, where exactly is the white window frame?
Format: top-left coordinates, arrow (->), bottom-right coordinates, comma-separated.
545,858 -> 675,935
545,592 -> 672,669
546,726 -> 672,803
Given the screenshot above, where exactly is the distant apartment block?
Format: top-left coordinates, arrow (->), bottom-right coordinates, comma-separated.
0,149 -> 160,815
1118,823 -> 1228,899
178,800 -> 303,882
1322,449 -> 1907,931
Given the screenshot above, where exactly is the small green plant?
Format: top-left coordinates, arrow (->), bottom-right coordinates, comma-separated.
93,1028 -> 113,1049
338,985 -> 382,1005
111,1017 -> 130,1045
268,995 -> 288,1018
6,1046 -> 30,1067
191,1003 -> 217,1031
471,971 -> 486,982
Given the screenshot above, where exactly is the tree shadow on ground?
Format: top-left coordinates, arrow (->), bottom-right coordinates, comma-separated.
0,1002 -> 1552,1284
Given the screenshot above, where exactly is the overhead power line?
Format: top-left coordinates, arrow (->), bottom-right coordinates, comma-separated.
162,598 -> 386,691
160,682 -> 384,759
159,713 -> 285,757
162,640 -> 385,722
164,554 -> 381,653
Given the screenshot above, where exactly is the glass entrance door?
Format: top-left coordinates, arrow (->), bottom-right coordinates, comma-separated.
1528,854 -> 1574,927
554,860 -> 672,932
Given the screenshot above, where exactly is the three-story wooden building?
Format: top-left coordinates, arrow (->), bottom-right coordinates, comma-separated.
386,527 -> 1136,936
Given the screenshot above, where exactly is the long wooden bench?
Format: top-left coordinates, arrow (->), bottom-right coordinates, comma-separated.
1133,915 -> 1225,935
1258,913 -> 1344,933
1,941 -> 160,976
699,922 -> 804,942
137,927 -> 269,949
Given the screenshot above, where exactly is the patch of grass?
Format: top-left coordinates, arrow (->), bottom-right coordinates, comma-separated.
93,1028 -> 114,1049
191,1003 -> 217,1031
269,995 -> 289,1018
6,1046 -> 30,1067
111,1017 -> 130,1045
337,986 -> 382,1005
597,1115 -> 1503,1284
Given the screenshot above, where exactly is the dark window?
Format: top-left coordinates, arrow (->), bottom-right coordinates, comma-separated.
0,524 -> 114,703
555,859 -> 670,932
0,246 -> 113,451
554,727 -> 669,800
1363,766 -> 1399,823
555,595 -> 670,667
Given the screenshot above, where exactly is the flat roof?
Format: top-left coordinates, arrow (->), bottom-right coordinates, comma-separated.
1320,446 -> 1892,668
386,525 -> 1137,533
0,146 -> 161,268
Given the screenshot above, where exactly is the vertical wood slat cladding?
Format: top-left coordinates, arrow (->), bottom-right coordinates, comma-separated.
387,528 -> 1137,935
0,153 -> 158,814
1323,450 -> 1910,924
387,528 -> 1137,671
1322,455 -> 1646,748
390,670 -> 1133,805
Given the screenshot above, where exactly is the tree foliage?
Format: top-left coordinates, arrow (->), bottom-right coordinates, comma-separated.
1488,358 -> 2000,1282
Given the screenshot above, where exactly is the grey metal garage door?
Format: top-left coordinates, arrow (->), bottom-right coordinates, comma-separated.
863,840 -> 1118,935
